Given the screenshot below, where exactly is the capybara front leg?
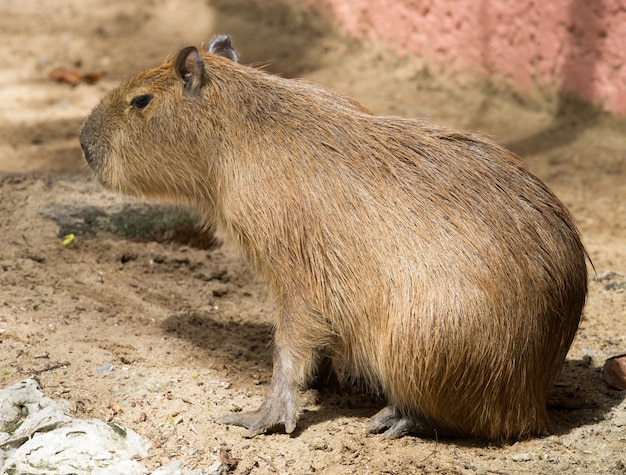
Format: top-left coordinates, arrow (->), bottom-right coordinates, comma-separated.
219,341 -> 313,437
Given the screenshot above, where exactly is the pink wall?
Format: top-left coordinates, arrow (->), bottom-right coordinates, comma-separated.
305,0 -> 626,115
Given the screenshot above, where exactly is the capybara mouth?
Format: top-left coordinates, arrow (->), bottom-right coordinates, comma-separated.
79,140 -> 93,167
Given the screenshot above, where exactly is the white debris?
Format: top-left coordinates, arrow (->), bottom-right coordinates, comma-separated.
0,377 -> 72,449
0,377 -> 222,475
2,419 -> 149,475
510,452 -> 532,462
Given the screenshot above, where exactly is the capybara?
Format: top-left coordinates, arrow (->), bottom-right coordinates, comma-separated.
80,35 -> 588,440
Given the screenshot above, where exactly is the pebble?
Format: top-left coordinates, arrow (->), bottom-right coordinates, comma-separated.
510,452 -> 532,462
96,363 -> 114,373
309,438 -> 333,452
603,354 -> 626,390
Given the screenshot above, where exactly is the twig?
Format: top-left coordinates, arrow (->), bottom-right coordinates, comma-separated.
419,429 -> 438,463
256,453 -> 278,473
27,361 -> 70,375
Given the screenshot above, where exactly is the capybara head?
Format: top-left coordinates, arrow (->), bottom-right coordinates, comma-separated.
80,36 -> 243,203
80,35 -> 368,205
81,35 -> 588,441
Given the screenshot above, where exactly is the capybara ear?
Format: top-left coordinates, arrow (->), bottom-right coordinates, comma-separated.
175,46 -> 206,96
207,35 -> 239,63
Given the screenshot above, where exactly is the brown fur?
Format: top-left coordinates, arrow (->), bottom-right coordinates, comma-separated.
80,37 -> 588,441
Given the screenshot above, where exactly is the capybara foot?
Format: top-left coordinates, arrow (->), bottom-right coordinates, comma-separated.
219,396 -> 298,437
369,406 -> 418,439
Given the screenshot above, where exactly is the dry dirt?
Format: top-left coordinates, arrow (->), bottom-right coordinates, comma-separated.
1,1 -> 625,474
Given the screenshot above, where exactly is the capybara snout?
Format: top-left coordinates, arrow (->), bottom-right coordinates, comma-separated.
81,35 -> 587,440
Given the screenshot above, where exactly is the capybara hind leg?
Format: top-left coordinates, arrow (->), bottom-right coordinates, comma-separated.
369,406 -> 401,432
369,406 -> 421,439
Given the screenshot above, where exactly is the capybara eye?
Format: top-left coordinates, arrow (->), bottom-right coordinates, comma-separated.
130,94 -> 153,109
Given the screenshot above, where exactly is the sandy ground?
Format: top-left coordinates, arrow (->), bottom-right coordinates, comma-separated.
1,0 -> 625,473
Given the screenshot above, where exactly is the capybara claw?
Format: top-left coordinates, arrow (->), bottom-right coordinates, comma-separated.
218,401 -> 298,437
368,406 -> 417,439
368,406 -> 402,433
383,417 -> 415,439
217,412 -> 255,429
218,412 -> 272,437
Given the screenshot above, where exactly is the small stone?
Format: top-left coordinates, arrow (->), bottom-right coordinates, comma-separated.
511,452 -> 532,462
308,438 -> 333,452
96,363 -> 115,373
603,354 -> 626,390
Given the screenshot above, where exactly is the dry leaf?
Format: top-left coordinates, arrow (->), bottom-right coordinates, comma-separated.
48,67 -> 81,85
49,67 -> 103,85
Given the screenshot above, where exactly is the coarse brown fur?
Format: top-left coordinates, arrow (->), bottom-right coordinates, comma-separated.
80,36 -> 588,441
